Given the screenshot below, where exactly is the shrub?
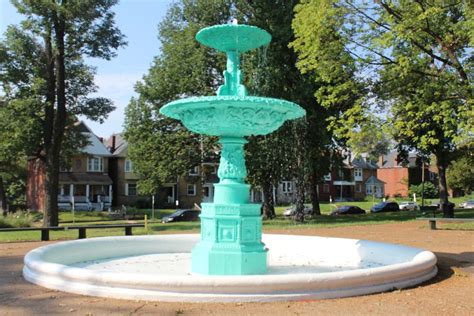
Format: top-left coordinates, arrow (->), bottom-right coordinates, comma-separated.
409,182 -> 438,198
133,198 -> 151,209
0,211 -> 36,228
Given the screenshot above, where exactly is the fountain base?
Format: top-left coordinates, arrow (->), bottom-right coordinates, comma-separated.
192,202 -> 267,275
192,243 -> 267,275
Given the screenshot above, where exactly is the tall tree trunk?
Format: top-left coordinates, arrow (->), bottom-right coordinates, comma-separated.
436,159 -> 452,218
43,10 -> 67,227
0,176 -> 8,216
261,182 -> 275,219
293,172 -> 305,222
42,26 -> 56,226
293,121 -> 306,222
309,170 -> 321,215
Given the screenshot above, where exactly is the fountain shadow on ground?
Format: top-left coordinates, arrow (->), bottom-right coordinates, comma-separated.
432,251 -> 474,278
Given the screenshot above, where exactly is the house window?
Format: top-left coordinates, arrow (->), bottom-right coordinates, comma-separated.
75,159 -> 82,170
189,166 -> 199,176
282,181 -> 292,193
187,184 -> 196,196
429,171 -> 435,181
338,169 -> 344,178
356,183 -> 362,192
203,186 -> 210,198
324,173 -> 331,181
323,184 -> 329,193
125,183 -> 137,196
354,168 -> 363,181
60,164 -> 71,172
87,156 -> 103,172
366,185 -> 373,195
125,159 -> 133,173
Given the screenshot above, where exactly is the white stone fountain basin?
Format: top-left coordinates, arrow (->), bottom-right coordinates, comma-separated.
23,234 -> 437,302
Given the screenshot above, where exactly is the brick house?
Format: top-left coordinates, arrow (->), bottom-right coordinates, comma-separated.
377,150 -> 435,197
106,134 -> 219,209
319,157 -> 384,201
175,163 -> 219,208
27,122 -> 113,211
273,156 -> 384,204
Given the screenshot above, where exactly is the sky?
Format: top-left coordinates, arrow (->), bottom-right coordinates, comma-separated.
0,0 -> 174,137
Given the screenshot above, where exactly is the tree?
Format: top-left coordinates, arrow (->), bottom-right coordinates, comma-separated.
124,1 -> 231,199
447,155 -> 474,195
0,96 -> 34,214
346,115 -> 390,162
238,0 -> 327,220
291,0 -> 473,217
409,182 -> 438,199
1,0 -> 125,225
291,0 -> 370,216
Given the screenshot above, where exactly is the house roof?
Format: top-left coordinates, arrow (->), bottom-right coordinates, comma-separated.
365,175 -> 385,185
378,150 -> 418,168
59,173 -> 112,185
75,121 -> 112,157
351,157 -> 377,169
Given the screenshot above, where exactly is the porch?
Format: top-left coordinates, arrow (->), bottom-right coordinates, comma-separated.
59,173 -> 113,211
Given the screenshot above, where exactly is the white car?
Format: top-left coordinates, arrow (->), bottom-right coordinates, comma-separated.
459,200 -> 474,209
283,206 -> 313,217
399,201 -> 419,211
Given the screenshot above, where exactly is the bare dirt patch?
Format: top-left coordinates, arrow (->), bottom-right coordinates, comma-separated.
1,221 -> 473,315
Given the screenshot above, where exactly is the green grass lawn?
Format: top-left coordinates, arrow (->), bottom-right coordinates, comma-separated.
0,196 -> 472,242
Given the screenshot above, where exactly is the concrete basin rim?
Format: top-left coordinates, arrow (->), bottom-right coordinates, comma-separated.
24,234 -> 437,288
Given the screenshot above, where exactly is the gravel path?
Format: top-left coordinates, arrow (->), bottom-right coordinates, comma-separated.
1,221 -> 473,315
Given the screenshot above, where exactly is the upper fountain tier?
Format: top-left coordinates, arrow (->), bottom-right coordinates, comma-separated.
159,23 -> 305,137
195,24 -> 271,53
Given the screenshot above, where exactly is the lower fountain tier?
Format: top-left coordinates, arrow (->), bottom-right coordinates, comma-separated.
193,202 -> 266,275
159,95 -> 305,137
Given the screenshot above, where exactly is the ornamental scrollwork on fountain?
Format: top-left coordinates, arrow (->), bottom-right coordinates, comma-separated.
178,105 -> 287,136
218,143 -> 247,181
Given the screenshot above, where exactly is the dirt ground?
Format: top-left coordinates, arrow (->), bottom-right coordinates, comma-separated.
1,221 -> 473,316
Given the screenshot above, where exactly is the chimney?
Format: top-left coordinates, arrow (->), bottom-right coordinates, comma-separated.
111,135 -> 116,153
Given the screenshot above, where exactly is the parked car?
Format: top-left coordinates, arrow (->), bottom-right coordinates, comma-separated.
283,206 -> 313,217
161,209 -> 200,223
399,201 -> 419,211
330,205 -> 366,216
459,200 -> 474,209
370,201 -> 400,213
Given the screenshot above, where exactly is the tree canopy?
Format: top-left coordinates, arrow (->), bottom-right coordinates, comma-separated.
291,0 -> 473,216
1,0 -> 125,224
124,0 -> 231,196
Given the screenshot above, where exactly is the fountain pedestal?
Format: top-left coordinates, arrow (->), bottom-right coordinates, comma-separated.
192,137 -> 267,275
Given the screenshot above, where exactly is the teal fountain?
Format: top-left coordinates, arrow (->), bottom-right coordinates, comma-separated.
23,23 -> 437,302
160,23 -> 305,275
